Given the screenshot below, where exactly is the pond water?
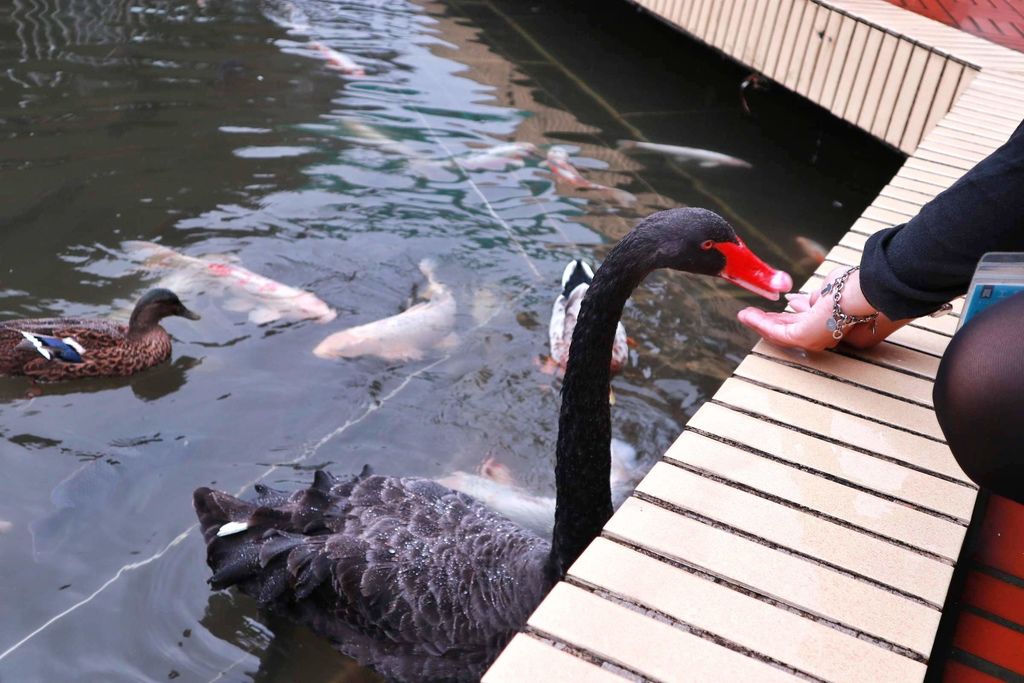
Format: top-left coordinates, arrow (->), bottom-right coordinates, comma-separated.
0,0 -> 903,680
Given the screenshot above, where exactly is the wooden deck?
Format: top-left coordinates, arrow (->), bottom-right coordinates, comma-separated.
485,1 -> 1024,681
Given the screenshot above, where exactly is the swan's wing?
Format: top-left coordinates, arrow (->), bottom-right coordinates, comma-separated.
194,471 -> 551,682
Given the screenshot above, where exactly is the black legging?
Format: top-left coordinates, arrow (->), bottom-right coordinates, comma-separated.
934,291 -> 1024,504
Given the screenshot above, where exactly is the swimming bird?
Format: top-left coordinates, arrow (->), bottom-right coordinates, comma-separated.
0,289 -> 200,381
193,208 -> 792,682
549,259 -> 629,376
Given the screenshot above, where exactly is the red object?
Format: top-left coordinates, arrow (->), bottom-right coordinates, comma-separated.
944,660 -> 1006,683
885,1 -> 1024,53
952,612 -> 1024,674
938,495 -> 1024,680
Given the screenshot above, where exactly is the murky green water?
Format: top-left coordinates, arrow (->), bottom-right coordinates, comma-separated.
0,0 -> 902,680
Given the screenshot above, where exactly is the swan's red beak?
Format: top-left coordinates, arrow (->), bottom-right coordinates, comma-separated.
714,238 -> 792,300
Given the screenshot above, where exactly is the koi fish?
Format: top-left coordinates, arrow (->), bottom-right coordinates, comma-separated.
313,259 -> 457,361
543,147 -> 637,206
310,42 -> 365,76
0,520 -> 11,535
459,142 -> 540,171
438,439 -> 641,537
125,241 -> 337,324
795,236 -> 827,266
617,140 -> 752,169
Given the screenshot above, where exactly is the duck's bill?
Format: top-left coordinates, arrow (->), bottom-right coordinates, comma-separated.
714,238 -> 793,300
181,307 -> 202,321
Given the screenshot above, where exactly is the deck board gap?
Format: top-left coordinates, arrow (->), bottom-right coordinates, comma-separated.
730,374 -> 947,443
659,455 -> 960,562
683,426 -> 970,525
562,576 -> 829,682
707,398 -> 974,488
630,491 -> 948,608
600,533 -> 931,664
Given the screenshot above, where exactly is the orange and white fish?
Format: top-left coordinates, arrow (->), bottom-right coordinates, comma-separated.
795,236 -> 827,266
543,147 -> 637,206
125,241 -> 337,324
438,439 -> 641,537
313,259 -> 456,361
310,42 -> 365,76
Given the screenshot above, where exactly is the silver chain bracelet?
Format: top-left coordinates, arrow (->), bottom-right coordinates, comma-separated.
820,266 -> 879,340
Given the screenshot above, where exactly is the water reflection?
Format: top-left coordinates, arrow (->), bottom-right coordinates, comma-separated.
0,0 -> 901,679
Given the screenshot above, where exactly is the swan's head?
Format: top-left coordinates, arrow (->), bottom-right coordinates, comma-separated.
647,208 -> 792,300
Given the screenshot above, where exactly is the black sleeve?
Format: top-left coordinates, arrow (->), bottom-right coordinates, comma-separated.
860,120 -> 1024,320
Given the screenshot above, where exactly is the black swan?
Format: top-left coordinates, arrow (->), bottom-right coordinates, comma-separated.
193,207 -> 792,682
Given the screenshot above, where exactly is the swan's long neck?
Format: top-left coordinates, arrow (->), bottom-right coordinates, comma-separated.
549,231 -> 657,578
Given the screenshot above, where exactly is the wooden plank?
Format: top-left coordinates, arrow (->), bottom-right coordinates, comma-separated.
734,354 -> 944,439
713,378 -> 969,482
831,18 -> 870,115
901,50 -> 947,150
856,32 -> 899,132
924,62 -> 972,138
740,0 -> 769,65
483,635 -> 625,683
751,0 -> 784,72
840,341 -> 940,379
528,583 -> 800,683
772,0 -> 809,84
752,340 -> 934,405
783,0 -> 820,90
871,37 -> 914,142
686,402 -> 976,519
604,498 -> 942,657
819,13 -> 858,109
802,6 -> 835,101
570,538 -> 927,683
886,44 -> 930,148
658,436 -> 965,569
797,6 -> 834,97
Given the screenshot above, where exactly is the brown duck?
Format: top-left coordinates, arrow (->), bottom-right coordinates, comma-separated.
0,288 -> 200,381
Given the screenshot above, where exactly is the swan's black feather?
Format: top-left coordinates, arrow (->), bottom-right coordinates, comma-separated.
194,471 -> 551,682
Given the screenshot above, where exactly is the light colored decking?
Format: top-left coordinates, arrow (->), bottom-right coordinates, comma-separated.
486,1 -> 1024,681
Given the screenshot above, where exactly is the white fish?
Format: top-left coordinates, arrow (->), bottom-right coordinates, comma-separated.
617,140 -> 752,169
459,142 -> 540,171
313,259 -> 457,361
439,439 -> 642,537
125,241 -> 337,324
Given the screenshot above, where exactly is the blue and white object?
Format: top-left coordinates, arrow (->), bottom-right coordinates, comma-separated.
17,331 -> 86,363
958,253 -> 1024,331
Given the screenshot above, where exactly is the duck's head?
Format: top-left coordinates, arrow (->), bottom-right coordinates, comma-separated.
129,288 -> 201,332
637,208 -> 792,300
560,259 -> 594,298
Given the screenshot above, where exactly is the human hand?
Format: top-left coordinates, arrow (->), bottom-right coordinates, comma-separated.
737,266 -> 907,351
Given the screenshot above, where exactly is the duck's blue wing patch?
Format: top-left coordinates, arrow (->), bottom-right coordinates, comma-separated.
17,331 -> 85,363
